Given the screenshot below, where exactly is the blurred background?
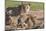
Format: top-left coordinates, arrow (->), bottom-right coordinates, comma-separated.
5,0 -> 44,11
